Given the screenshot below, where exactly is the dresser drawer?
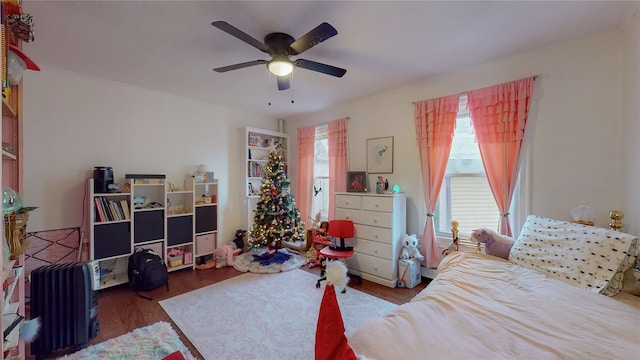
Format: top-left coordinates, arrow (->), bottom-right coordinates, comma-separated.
335,194 -> 362,210
352,238 -> 392,259
346,253 -> 393,280
335,208 -> 392,228
335,208 -> 363,223
362,196 -> 394,212
359,210 -> 392,228
355,224 -> 393,244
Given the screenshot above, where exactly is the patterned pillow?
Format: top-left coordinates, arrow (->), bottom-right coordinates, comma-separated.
509,215 -> 639,296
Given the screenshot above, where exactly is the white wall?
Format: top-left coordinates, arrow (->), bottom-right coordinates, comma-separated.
22,68 -> 278,244
286,30 -> 632,236
621,4 -> 640,236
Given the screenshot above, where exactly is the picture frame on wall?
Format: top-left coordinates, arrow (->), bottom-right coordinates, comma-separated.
347,171 -> 367,192
367,136 -> 394,174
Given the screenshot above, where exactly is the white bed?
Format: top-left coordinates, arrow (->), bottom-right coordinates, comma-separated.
349,216 -> 640,360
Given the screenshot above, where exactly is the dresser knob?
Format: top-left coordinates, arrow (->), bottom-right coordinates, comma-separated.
375,203 -> 379,207
374,235 -> 378,239
373,219 -> 377,223
374,249 -> 378,254
374,265 -> 378,271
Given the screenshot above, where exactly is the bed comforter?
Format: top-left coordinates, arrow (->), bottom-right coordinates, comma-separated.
348,252 -> 640,360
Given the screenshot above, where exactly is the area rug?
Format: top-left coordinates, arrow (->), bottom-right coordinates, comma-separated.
58,321 -> 196,360
159,269 -> 398,360
233,247 -> 308,273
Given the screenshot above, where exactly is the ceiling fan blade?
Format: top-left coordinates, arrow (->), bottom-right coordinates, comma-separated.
289,22 -> 338,55
213,60 -> 267,73
277,75 -> 290,91
295,59 -> 346,78
212,21 -> 270,53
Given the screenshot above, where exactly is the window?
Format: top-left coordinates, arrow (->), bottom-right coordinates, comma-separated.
311,125 -> 329,221
435,96 -> 500,238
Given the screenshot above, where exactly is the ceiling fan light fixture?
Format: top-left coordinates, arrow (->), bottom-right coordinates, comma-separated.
268,58 -> 294,76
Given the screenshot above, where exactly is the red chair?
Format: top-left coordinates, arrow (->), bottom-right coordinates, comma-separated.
316,220 -> 361,288
327,219 -> 354,251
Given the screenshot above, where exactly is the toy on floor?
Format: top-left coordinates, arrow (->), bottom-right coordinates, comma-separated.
309,221 -> 331,268
232,229 -> 248,252
469,228 -> 515,259
214,241 -> 242,268
442,220 -> 459,256
400,234 -> 425,261
325,260 -> 349,293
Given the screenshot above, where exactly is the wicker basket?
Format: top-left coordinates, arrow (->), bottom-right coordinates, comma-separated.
4,212 -> 30,259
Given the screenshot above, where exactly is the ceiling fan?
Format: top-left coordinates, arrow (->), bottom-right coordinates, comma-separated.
211,21 -> 346,91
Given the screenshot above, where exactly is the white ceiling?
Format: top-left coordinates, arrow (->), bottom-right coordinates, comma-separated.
22,1 -> 633,119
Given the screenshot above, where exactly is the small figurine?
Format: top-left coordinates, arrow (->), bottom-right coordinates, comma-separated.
442,220 -> 459,256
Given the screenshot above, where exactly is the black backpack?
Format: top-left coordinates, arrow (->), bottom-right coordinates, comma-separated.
128,248 -> 169,299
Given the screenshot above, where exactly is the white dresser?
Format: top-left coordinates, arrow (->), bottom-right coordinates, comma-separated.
334,192 -> 406,288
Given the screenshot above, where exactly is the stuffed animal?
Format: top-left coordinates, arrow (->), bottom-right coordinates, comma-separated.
469,228 -> 515,260
214,242 -> 242,268
232,229 -> 247,252
400,234 -> 425,261
326,260 -> 349,293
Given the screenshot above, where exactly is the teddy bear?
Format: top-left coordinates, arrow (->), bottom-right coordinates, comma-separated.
400,234 -> 425,261
232,229 -> 248,252
469,228 -> 515,260
214,241 -> 242,268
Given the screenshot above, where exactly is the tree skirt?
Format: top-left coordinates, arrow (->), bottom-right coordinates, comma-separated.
58,321 -> 196,360
233,248 -> 308,273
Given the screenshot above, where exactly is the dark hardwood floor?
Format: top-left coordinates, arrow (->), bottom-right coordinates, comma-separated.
42,265 -> 429,359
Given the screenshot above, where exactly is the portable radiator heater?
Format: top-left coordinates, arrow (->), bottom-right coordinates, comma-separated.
30,262 -> 100,359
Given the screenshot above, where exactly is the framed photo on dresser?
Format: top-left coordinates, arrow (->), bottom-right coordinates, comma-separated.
347,171 -> 367,192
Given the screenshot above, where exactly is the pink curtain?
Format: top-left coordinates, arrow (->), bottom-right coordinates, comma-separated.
296,125 -> 316,225
414,95 -> 459,268
468,77 -> 534,236
327,118 -> 349,220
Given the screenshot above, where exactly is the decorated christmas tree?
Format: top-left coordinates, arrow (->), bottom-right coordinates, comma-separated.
249,145 -> 306,260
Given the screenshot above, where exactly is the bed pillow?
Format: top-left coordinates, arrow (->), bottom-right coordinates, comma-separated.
509,215 -> 638,296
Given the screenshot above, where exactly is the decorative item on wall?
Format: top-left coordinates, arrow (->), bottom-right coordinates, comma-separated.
367,136 -> 394,174
347,171 -> 367,192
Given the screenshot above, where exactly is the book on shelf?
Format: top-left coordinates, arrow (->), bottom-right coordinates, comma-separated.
120,200 -> 131,220
95,198 -> 106,222
100,197 -> 113,221
108,200 -> 118,221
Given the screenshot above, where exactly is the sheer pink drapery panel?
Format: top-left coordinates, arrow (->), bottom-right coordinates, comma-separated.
468,77 -> 533,236
328,118 -> 349,220
296,125 -> 316,226
414,95 -> 459,268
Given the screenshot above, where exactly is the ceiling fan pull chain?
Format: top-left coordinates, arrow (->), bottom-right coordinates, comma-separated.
291,72 -> 295,104
267,69 -> 273,106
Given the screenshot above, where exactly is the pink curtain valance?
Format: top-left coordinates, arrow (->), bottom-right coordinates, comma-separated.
297,126 -> 316,154
414,95 -> 460,149
327,118 -> 349,156
468,77 -> 534,144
